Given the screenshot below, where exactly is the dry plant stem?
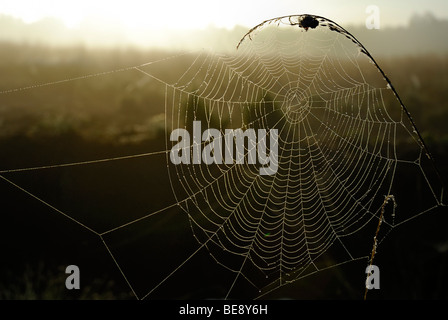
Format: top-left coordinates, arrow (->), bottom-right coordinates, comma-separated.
364,195 -> 395,300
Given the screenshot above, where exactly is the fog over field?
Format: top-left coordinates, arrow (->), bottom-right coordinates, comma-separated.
1,12 -> 448,55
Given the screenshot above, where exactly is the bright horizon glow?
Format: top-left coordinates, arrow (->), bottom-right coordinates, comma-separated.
2,0 -> 448,50
1,0 -> 264,30
2,0 -> 448,31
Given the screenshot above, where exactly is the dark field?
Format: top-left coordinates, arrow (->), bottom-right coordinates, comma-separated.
0,41 -> 447,300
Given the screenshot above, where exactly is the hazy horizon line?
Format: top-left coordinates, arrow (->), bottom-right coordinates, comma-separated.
1,12 -> 448,55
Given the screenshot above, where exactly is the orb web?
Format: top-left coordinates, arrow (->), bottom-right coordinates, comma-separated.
154,14 -> 445,298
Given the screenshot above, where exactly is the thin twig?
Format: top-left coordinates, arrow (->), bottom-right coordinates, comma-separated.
364,195 -> 395,300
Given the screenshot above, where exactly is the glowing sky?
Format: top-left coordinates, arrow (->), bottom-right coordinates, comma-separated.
1,0 -> 448,30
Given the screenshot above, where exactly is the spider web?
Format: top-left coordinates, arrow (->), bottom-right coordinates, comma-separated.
0,15 -> 446,300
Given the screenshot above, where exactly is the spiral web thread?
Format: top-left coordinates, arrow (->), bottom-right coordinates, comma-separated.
0,15 -> 445,299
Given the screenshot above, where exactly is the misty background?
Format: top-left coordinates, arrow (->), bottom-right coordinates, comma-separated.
1,12 -> 448,55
